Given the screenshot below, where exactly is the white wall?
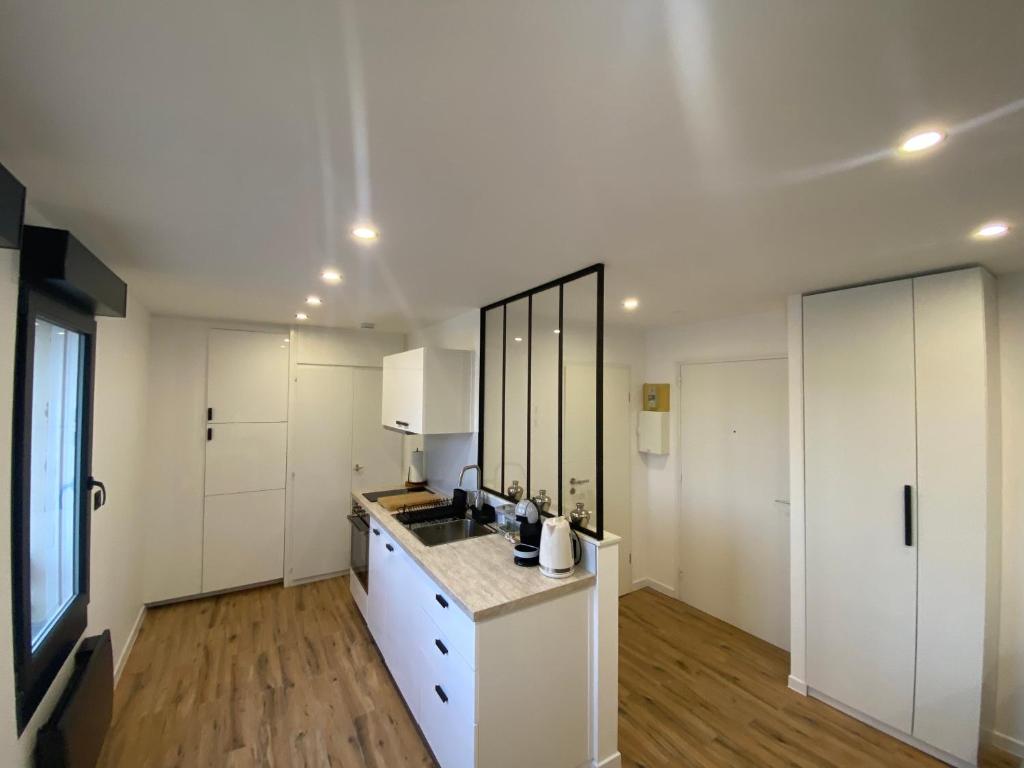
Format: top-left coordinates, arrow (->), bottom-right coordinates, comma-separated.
0,246 -> 151,766
638,309 -> 789,593
143,317 -> 404,603
994,272 -> 1024,754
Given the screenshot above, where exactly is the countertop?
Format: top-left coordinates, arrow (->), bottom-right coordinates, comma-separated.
353,489 -> 596,622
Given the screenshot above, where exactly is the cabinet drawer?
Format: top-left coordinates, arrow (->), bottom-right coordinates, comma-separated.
414,607 -> 476,724
419,648 -> 475,768
417,576 -> 476,668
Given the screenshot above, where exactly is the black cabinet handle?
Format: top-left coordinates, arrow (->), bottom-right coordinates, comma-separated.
434,685 -> 448,704
207,407 -> 213,420
385,543 -> 394,552
904,485 -> 913,546
373,528 -> 380,536
207,427 -> 213,441
435,638 -> 448,656
435,594 -> 448,609
395,420 -> 409,428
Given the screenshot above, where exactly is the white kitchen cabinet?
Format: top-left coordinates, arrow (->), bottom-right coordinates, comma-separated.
202,489 -> 286,592
204,421 -> 287,495
637,410 -> 669,454
207,329 -> 289,423
802,267 -> 999,766
382,347 -> 473,434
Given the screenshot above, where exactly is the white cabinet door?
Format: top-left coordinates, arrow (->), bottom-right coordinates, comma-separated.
202,489 -> 285,592
207,329 -> 289,423
288,365 -> 354,582
205,422 -> 287,495
352,368 -> 404,489
367,524 -> 389,647
382,348 -> 424,433
804,280 -> 918,733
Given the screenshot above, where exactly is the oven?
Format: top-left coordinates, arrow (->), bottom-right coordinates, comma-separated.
348,502 -> 369,594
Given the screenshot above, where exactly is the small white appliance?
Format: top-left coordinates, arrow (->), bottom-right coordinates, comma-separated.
539,516 -> 576,579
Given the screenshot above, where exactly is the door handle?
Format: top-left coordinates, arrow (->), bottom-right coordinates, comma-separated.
354,464 -> 364,472
395,420 -> 409,428
434,638 -> 448,656
385,543 -> 394,552
88,478 -> 107,510
207,427 -> 213,441
904,485 -> 913,546
434,685 -> 448,704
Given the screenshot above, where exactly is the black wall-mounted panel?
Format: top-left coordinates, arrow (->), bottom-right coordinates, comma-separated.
0,162 -> 27,250
20,226 -> 127,317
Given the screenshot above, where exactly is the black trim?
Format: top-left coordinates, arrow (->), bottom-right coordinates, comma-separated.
477,264 -> 604,538
0,161 -> 26,251
11,287 -> 96,733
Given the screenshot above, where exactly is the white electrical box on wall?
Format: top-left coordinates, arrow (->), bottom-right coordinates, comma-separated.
637,411 -> 669,455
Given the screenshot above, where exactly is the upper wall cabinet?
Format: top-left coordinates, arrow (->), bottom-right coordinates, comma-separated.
207,329 -> 290,423
382,347 -> 473,435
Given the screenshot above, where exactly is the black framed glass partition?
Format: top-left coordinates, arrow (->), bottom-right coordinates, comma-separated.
478,264 -> 604,539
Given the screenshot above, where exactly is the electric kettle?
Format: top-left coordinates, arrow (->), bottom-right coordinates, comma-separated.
539,516 -> 580,579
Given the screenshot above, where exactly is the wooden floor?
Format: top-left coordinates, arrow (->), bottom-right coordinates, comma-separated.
99,578 -> 1020,768
620,588 -> 1019,768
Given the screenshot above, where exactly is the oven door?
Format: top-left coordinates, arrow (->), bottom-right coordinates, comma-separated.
348,512 -> 369,592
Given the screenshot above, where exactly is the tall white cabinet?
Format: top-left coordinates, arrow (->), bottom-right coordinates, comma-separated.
802,268 -> 999,767
203,329 -> 289,593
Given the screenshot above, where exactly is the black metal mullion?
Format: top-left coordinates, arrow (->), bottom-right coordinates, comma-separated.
526,294 -> 533,498
500,305 -> 507,495
557,283 -> 564,517
595,264 -> 604,540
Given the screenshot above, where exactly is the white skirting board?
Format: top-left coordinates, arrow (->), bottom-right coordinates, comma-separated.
592,751 -> 622,768
631,577 -> 676,598
984,729 -> 1024,759
115,606 -> 147,684
787,676 -> 808,695
809,688 -> 975,768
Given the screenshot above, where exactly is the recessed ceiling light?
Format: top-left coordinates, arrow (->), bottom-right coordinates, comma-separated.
513,336 -> 523,343
283,337 -> 290,343
306,295 -> 322,306
295,312 -> 308,321
972,221 -> 1011,240
622,297 -> 639,311
898,129 -> 945,154
321,269 -> 342,284
351,225 -> 379,242
553,329 -> 561,335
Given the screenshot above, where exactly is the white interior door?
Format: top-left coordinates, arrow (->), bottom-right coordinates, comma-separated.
204,422 -> 287,495
564,364 -> 632,595
352,368 -> 404,490
207,329 -> 289,423
678,358 -> 789,649
804,280 -> 918,733
288,365 -> 354,582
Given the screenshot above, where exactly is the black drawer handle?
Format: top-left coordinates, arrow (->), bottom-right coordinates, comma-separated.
904,484 -> 913,547
207,407 -> 213,420
395,420 -> 409,428
435,638 -> 448,656
373,528 -> 380,536
207,427 -> 213,441
435,685 -> 448,704
385,543 -> 394,552
435,594 -> 448,609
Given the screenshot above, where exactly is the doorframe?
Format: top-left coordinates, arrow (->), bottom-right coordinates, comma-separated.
674,355 -> 788,604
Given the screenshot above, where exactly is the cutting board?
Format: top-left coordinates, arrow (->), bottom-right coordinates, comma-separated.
378,491 -> 442,511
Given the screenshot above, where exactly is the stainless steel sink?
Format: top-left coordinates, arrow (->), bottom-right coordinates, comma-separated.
394,505 -> 496,547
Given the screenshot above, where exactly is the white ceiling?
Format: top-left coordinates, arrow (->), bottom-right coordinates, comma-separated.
1,1 -> 1022,331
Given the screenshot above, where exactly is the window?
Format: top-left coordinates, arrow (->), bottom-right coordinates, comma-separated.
12,287 -> 96,731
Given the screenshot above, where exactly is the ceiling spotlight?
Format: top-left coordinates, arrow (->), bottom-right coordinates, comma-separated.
553,329 -> 561,335
283,338 -> 290,343
898,129 -> 945,154
321,269 -> 342,284
351,225 -> 379,242
306,295 -> 322,306
622,297 -> 640,311
972,221 -> 1011,240
513,336 -> 523,343
295,312 -> 308,321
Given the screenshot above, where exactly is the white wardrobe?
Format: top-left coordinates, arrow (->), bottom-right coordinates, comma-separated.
802,267 -> 1000,767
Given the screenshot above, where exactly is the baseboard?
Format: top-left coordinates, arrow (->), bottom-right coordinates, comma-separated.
594,751 -> 622,768
286,568 -> 348,588
809,688 -> 973,768
632,577 -> 676,598
985,728 -> 1024,759
114,606 -> 146,684
787,675 -> 807,695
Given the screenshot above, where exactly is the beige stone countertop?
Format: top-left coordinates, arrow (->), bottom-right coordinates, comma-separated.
354,489 -> 595,622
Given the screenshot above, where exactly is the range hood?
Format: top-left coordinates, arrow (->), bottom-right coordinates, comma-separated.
0,163 -> 26,250
20,225 -> 127,317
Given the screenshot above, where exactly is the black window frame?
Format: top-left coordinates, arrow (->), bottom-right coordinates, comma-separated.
11,285 -> 96,733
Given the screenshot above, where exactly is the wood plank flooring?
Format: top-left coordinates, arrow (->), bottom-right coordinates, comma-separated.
619,588 -> 1019,768
99,578 -> 1020,768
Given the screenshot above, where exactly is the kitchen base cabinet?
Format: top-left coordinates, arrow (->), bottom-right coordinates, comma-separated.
365,511 -> 591,768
